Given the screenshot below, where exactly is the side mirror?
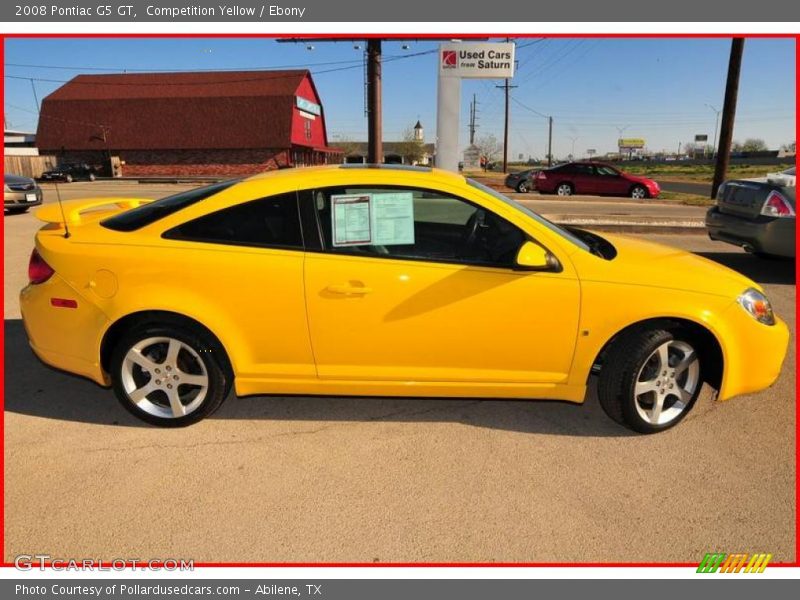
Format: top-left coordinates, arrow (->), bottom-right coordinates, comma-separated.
515,241 -> 559,271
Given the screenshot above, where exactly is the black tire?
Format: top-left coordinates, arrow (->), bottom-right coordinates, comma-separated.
516,181 -> 529,193
556,182 -> 574,196
4,206 -> 29,215
88,173 -> 96,182
597,327 -> 702,434
109,322 -> 231,427
630,184 -> 649,199
64,174 -> 73,183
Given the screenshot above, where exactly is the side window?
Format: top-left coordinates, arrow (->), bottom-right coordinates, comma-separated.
164,191 -> 303,250
573,164 -> 594,175
308,186 -> 526,268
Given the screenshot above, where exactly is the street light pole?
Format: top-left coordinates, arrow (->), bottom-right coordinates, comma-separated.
705,103 -> 721,158
615,125 -> 628,160
568,136 -> 579,159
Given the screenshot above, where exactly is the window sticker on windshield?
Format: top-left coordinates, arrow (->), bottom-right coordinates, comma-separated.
332,194 -> 372,246
371,192 -> 415,246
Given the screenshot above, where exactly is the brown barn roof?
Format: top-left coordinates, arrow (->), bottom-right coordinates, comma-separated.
36,70 -> 316,151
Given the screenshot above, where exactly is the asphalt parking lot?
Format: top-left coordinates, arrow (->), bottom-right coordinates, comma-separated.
3,182 -> 796,563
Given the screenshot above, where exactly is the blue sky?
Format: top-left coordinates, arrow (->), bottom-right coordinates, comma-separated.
3,37 -> 795,160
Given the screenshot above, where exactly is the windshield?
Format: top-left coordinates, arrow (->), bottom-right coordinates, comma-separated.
782,167 -> 796,176
467,178 -> 591,253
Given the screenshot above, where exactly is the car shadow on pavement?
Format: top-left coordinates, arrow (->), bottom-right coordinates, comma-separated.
4,319 -> 636,437
696,252 -> 795,286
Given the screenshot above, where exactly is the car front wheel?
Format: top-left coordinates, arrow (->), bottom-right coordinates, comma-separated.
64,174 -> 73,183
110,323 -> 231,426
630,185 -> 648,199
597,328 -> 702,433
516,181 -> 529,193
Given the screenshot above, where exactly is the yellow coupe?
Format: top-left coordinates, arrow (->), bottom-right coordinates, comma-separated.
20,165 -> 789,432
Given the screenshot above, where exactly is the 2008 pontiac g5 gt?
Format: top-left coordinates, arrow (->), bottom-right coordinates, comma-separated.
21,165 -> 789,432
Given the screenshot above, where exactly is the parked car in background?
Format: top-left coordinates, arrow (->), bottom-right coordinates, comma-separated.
4,174 -> 43,214
534,162 -> 660,198
20,165 -> 788,432
41,163 -> 100,183
505,169 -> 539,193
706,167 -> 796,259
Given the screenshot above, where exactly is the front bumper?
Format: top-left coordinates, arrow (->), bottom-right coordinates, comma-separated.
20,274 -> 110,386
716,301 -> 790,401
4,188 -> 43,207
706,206 -> 796,258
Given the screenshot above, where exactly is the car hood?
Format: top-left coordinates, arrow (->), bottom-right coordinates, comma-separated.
578,232 -> 757,299
623,173 -> 656,185
4,174 -> 35,185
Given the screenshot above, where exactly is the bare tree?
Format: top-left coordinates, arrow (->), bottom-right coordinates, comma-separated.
332,135 -> 363,158
475,134 -> 502,168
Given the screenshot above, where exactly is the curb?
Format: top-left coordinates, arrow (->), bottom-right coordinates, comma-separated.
542,215 -> 706,235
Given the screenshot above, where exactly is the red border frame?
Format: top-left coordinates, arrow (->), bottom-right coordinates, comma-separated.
1,30 -> 798,570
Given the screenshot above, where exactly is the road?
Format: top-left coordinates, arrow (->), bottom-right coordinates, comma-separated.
656,179 -> 712,196
3,182 -> 796,563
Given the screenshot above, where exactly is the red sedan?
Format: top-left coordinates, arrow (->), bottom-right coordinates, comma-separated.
534,162 -> 660,199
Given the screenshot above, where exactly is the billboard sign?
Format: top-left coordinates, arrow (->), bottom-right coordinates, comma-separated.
618,138 -> 645,149
439,43 -> 515,79
695,134 -> 709,142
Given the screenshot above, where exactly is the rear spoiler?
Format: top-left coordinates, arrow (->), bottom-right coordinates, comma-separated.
35,197 -> 153,226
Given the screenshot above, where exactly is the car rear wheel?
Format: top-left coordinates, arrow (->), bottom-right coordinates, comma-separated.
630,185 -> 648,199
110,323 -> 230,427
64,174 -> 73,183
556,183 -> 574,196
516,181 -> 529,193
88,173 -> 96,182
597,328 -> 701,433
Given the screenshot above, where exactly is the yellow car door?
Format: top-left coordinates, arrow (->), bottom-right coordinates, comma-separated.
302,185 -> 581,385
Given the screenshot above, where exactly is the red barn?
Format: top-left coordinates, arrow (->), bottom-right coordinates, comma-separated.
36,70 -> 341,177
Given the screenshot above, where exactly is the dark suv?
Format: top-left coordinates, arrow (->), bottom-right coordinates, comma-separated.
41,163 -> 100,183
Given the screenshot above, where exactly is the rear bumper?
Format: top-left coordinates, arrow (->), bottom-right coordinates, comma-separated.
20,274 -> 110,386
706,206 -> 796,257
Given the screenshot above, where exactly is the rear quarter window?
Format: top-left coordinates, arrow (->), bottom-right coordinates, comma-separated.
101,179 -> 240,232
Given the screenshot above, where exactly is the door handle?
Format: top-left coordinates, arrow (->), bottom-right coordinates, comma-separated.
325,283 -> 373,296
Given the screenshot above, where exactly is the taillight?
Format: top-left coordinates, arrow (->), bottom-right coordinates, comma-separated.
28,248 -> 55,284
760,191 -> 795,218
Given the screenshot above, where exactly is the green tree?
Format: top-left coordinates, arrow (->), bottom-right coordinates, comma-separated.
741,138 -> 768,152
395,126 -> 426,165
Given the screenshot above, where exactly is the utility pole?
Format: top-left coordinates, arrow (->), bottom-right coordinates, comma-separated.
547,116 -> 553,167
712,38 -> 745,199
468,94 -> 478,145
366,39 -> 383,164
496,79 -> 518,173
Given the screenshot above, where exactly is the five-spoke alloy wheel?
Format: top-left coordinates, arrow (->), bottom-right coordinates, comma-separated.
110,322 -> 230,426
597,327 -> 703,433
630,185 -> 648,199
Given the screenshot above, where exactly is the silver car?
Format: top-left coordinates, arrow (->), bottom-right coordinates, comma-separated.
4,174 -> 43,214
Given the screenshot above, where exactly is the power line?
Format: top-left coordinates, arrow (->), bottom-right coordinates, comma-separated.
3,49 -> 438,88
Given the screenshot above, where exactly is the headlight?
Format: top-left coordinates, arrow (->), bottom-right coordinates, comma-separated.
737,288 -> 775,326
